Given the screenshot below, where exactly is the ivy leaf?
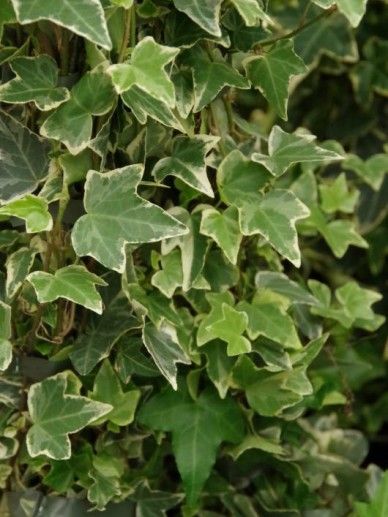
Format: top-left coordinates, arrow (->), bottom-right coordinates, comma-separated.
336,0 -> 367,28
6,247 -> 36,299
343,154 -> 388,191
207,303 -> 250,356
142,321 -> 190,390
0,111 -> 50,202
70,295 -> 140,375
335,282 -> 385,331
41,72 -> 116,154
71,165 -> 188,273
0,195 -> 52,233
131,484 -> 184,517
230,0 -> 271,26
183,46 -> 249,112
152,135 -> 218,197
109,37 -> 179,107
319,173 -> 359,213
355,470 -> 388,517
115,337 -> 160,382
244,40 -> 307,120
173,0 -> 222,36
138,385 -> 244,505
204,341 -> 236,398
26,372 -> 112,459
27,265 -> 107,314
200,206 -> 242,264
239,189 -> 310,267
252,126 -> 343,177
0,301 -> 12,371
198,292 -> 236,346
0,55 -> 69,110
89,360 -> 140,426
255,271 -> 318,306
151,249 -> 183,298
11,0 -> 112,50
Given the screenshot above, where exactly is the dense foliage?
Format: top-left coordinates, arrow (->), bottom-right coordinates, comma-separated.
0,0 -> 387,514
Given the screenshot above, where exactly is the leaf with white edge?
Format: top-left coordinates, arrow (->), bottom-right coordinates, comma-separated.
27,265 -> 107,314
152,135 -> 218,197
197,291 -> 234,346
0,55 -> 69,110
231,0 -> 271,26
319,173 -> 359,213
183,46 -> 249,112
343,154 -> 388,191
200,206 -> 242,264
336,0 -> 368,27
89,360 -> 140,426
138,385 -> 244,505
229,433 -> 284,459
204,341 -> 236,398
109,37 -> 179,107
255,271 -> 318,306
238,189 -> 310,267
252,126 -> 343,177
217,149 -> 273,206
0,111 -> 50,202
0,195 -> 52,233
173,0 -> 222,36
208,303 -> 250,356
142,321 -> 190,390
151,249 -> 183,298
244,40 -> 307,120
354,468 -> 388,516
41,72 -> 116,154
26,372 -> 112,460
11,0 -> 112,49
0,301 -> 12,371
6,247 -> 36,299
70,295 -> 140,375
71,165 -> 188,273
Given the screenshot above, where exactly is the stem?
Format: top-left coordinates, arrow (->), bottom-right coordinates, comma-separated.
118,5 -> 136,63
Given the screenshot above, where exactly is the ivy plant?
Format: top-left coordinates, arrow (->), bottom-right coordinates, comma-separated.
0,0 -> 387,514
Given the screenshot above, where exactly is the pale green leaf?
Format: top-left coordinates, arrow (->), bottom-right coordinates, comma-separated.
71,165 -> 188,272
88,468 -> 120,511
152,135 -> 218,197
27,265 -> 107,314
6,246 -> 36,299
252,126 -> 343,177
142,321 -> 190,390
200,206 -> 242,264
151,249 -> 183,297
0,195 -> 52,233
231,0 -> 271,26
229,433 -> 284,459
319,173 -> 359,213
11,0 -> 112,49
173,0 -> 222,36
244,39 -> 307,120
343,154 -> 388,191
336,0 -> 367,27
355,470 -> 388,517
197,291 -> 233,345
59,149 -> 93,186
0,301 -> 12,371
255,271 -> 318,305
336,282 -> 385,331
0,55 -> 69,110
27,372 -> 112,459
0,111 -> 50,202
207,303 -> 250,356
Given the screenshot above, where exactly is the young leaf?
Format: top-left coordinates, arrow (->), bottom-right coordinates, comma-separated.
0,301 -> 12,371
230,0 -> 271,26
173,0 -> 223,36
0,55 -> 69,110
335,282 -> 385,331
27,265 -> 107,314
138,386 -> 244,505
336,0 -> 368,28
0,111 -> 50,202
27,372 -> 112,459
255,271 -> 318,306
71,165 -> 188,273
6,247 -> 36,299
200,206 -> 242,264
11,0 -> 112,49
207,303 -> 251,356
151,249 -> 183,298
252,126 -> 343,177
109,37 -> 179,107
319,173 -> 359,213
152,135 -> 218,197
244,40 -> 307,120
355,469 -> 388,517
0,195 -> 52,233
343,153 -> 388,191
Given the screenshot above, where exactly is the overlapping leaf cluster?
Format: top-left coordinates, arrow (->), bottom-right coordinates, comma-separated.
0,0 -> 387,514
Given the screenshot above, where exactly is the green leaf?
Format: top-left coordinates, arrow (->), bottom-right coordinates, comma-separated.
200,206 -> 242,264
115,337 -> 160,381
252,126 -> 343,177
335,282 -> 384,331
183,46 -> 249,112
229,433 -> 284,459
6,247 -> 36,299
151,249 -> 183,298
138,385 -> 244,505
11,0 -> 112,49
131,484 -> 184,517
0,55 -> 69,110
41,71 -> 116,154
173,0 -> 222,36
244,39 -> 307,120
27,265 -> 107,314
0,301 -> 12,371
0,111 -> 50,202
26,372 -> 112,459
89,360 -> 140,426
70,295 -> 140,375
71,165 -> 188,272
109,37 -> 179,107
343,154 -> 388,191
0,195 -> 52,233
59,149 -> 93,186
142,321 -> 190,390
152,135 -> 218,197
230,0 -> 271,26
319,173 -> 359,213
355,470 -> 388,517
255,271 -> 317,306
336,0 -> 367,28
204,341 -> 236,398
239,189 -> 310,267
